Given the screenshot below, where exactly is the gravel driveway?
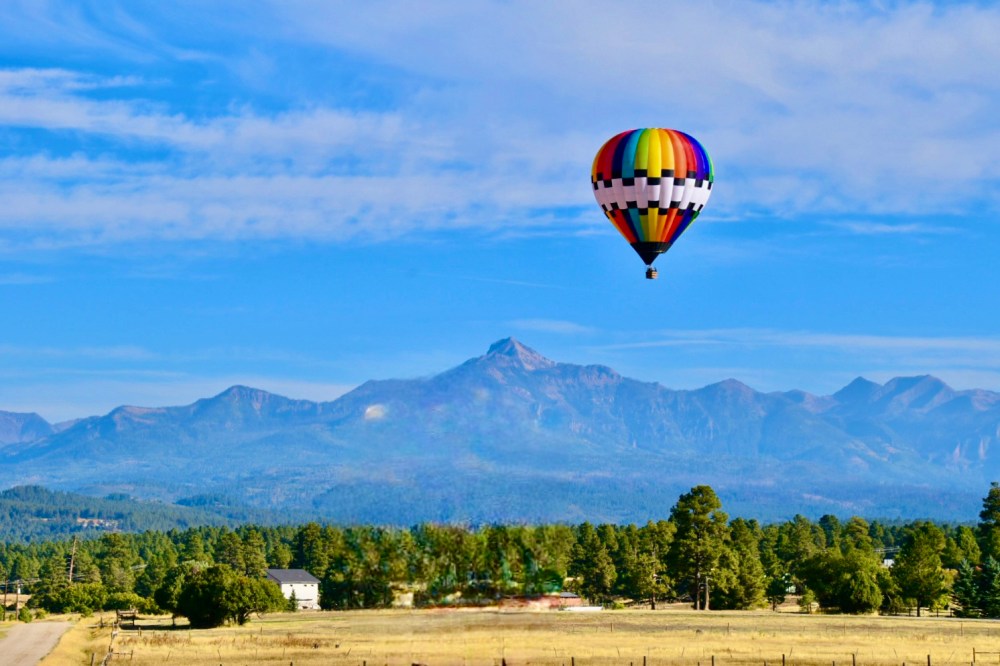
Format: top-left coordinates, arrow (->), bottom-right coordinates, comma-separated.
0,622 -> 73,666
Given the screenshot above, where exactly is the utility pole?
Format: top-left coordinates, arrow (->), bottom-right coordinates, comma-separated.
704,574 -> 711,611
2,578 -> 7,621
68,536 -> 79,585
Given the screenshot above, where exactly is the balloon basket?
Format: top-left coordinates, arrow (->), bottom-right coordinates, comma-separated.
645,267 -> 658,280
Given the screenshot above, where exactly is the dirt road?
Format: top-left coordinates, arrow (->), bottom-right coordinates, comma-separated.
0,622 -> 72,666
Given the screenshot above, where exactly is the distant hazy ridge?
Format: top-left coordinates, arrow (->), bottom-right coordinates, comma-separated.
1,338 -> 996,523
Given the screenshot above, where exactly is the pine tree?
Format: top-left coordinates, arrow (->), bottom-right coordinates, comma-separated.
978,556 -> 1000,618
840,550 -> 883,614
892,521 -> 947,617
956,526 -> 982,566
568,523 -> 616,605
775,515 -> 824,581
980,482 -> 1000,561
294,523 -> 330,579
713,518 -> 767,610
667,485 -> 729,610
766,574 -> 790,611
241,529 -> 269,578
213,531 -> 246,573
818,515 -> 842,550
952,559 -> 980,617
181,531 -> 209,563
843,517 -> 874,553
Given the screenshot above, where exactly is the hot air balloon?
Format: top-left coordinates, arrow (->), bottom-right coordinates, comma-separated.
592,128 -> 714,279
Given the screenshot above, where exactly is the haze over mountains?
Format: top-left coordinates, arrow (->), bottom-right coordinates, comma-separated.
1,338 -> 996,523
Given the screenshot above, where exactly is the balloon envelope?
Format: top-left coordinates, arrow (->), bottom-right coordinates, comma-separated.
592,128 -> 713,266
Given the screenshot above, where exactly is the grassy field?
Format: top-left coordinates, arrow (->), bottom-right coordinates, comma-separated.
39,615 -> 113,666
40,607 -> 1000,666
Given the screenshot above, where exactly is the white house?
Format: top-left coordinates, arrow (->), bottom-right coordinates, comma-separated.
266,568 -> 321,610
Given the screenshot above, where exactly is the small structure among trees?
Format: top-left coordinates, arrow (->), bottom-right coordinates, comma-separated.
266,568 -> 320,610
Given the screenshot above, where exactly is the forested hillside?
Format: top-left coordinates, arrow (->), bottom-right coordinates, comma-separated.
4,483 -> 1000,624
0,486 -> 297,542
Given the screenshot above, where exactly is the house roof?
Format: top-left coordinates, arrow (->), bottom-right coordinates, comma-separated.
266,568 -> 320,584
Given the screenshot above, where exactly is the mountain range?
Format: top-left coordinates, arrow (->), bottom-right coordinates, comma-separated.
1,338 -> 996,523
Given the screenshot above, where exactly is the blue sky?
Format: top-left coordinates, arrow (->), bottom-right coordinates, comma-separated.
1,1 -> 998,421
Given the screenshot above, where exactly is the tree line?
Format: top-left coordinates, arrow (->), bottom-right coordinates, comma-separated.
0,485 -> 291,542
4,482 -> 1000,625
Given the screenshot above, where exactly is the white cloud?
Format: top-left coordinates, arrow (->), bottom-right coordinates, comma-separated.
0,1 -> 998,248
0,71 -> 409,162
592,327 -> 1000,391
272,1 -> 1000,212
510,319 -> 597,335
569,326 -> 1000,398
829,221 -> 957,236
598,328 -> 1000,356
0,272 -> 53,285
0,343 -> 156,361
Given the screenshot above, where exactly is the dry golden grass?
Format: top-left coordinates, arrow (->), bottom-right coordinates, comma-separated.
70,607 -> 1000,666
39,614 -> 114,666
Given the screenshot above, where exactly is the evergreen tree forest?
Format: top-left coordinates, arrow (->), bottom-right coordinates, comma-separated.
3,483 -> 1000,626
0,485 -> 293,542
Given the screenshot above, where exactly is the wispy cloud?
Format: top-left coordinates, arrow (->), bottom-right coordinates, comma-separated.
582,328 -> 1000,396
276,1 -> 1000,210
592,328 -> 1000,388
0,1 -> 997,251
510,319 -> 597,335
596,328 -> 1000,357
830,221 -> 958,236
0,343 -> 156,361
0,342 -> 336,367
0,272 -> 53,285
420,272 -> 569,290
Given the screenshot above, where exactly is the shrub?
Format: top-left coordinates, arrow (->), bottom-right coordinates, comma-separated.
175,564 -> 286,628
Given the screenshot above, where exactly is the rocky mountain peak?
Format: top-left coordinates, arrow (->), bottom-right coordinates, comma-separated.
216,385 -> 269,400
205,385 -> 284,416
833,377 -> 882,404
484,338 -> 556,371
701,378 -> 756,398
0,411 -> 54,446
4,340 -> 1000,522
878,375 -> 954,410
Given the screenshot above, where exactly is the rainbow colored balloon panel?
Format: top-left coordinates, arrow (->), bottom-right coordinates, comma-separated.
592,128 -> 714,266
